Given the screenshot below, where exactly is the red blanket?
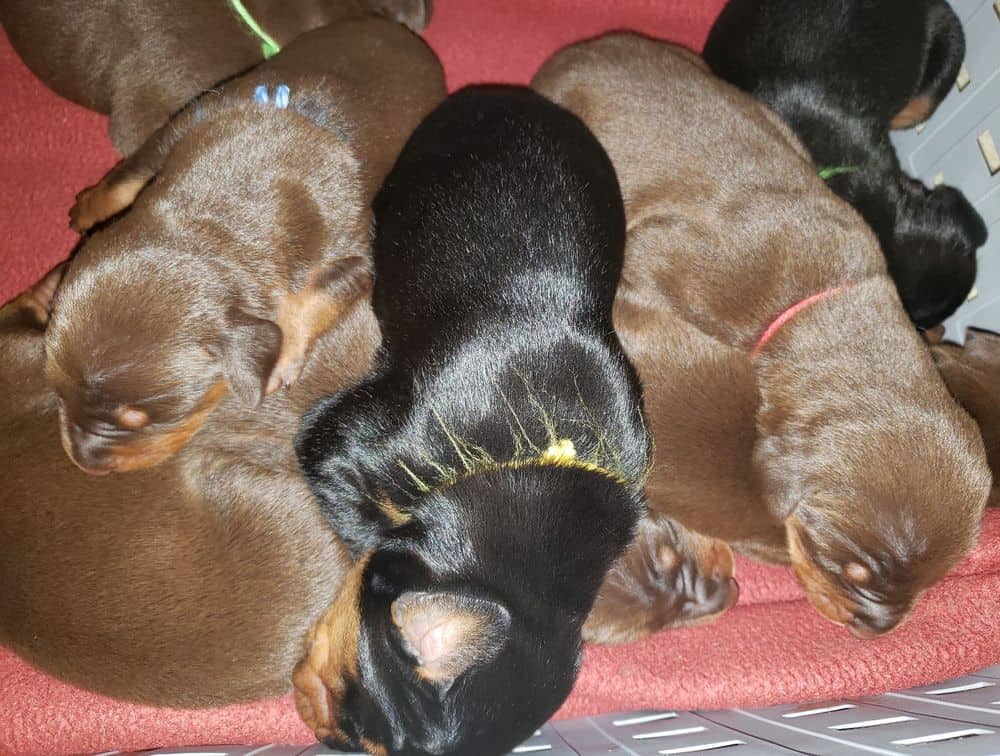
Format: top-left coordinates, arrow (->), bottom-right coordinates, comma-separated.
3,1 -> 999,753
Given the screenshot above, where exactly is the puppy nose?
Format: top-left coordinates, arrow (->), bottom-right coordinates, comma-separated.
69,424 -> 115,474
848,605 -> 908,639
322,734 -> 357,752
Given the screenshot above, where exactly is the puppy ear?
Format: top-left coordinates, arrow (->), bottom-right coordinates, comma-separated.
375,0 -> 433,31
391,592 -> 510,683
22,262 -> 68,327
217,310 -> 282,405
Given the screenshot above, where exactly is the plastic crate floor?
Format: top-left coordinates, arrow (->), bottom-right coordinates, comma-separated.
112,666 -> 1000,755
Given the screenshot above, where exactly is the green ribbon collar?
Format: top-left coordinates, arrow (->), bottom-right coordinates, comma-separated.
229,0 -> 281,59
817,165 -> 859,181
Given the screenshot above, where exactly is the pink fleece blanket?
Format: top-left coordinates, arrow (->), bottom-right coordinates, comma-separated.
3,1 -> 1000,753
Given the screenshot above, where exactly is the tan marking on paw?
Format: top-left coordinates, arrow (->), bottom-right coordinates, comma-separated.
70,177 -> 148,232
293,553 -> 370,740
267,285 -> 359,394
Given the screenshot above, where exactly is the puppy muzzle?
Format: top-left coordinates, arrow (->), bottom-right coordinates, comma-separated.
848,599 -> 913,639
61,420 -> 119,475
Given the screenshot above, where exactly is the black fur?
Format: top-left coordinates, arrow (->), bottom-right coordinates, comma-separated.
296,86 -> 650,756
704,0 -> 988,329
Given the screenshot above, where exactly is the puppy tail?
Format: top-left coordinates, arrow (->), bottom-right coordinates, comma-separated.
892,0 -> 965,128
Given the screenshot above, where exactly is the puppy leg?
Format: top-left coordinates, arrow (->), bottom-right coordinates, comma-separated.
70,96 -> 208,232
71,175 -> 150,233
583,512 -> 738,645
268,257 -> 371,394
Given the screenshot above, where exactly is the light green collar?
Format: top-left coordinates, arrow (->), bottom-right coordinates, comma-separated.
817,165 -> 859,180
229,0 -> 281,59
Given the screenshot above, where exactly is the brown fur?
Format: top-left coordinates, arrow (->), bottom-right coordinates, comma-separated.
0,271 -> 379,707
0,0 -> 434,155
534,34 -> 991,638
929,327 -> 1000,506
44,18 -> 445,474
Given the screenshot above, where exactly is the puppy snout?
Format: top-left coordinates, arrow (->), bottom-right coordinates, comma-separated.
322,734 -> 357,753
848,602 -> 910,639
67,423 -> 117,474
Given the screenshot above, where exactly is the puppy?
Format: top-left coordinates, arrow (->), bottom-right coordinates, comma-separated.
929,327 -> 1000,503
0,267 -> 377,707
0,0 -> 432,155
534,34 -> 991,638
44,18 -> 445,475
703,0 -> 988,329
293,86 -> 653,756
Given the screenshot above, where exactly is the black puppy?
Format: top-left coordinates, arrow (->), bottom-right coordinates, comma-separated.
294,86 -> 652,756
704,0 -> 988,329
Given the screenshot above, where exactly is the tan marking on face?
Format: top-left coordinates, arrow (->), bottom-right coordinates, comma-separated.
293,553 -> 371,741
786,516 -> 856,627
890,95 -> 934,130
61,381 -> 227,474
70,176 -> 149,233
360,737 -> 389,756
115,405 -> 150,430
106,380 -> 228,470
377,496 -> 413,527
844,562 -> 872,585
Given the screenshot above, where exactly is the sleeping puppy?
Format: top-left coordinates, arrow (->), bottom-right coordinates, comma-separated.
534,34 -> 991,639
293,86 -> 654,755
703,0 -> 988,330
44,18 -> 445,475
0,266 -> 377,707
0,0 -> 432,155
928,327 -> 1000,504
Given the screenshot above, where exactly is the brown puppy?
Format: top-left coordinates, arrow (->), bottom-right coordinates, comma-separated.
0,0 -> 432,155
534,34 -> 991,638
929,327 -> 1000,506
0,269 -> 377,706
45,18 -> 445,475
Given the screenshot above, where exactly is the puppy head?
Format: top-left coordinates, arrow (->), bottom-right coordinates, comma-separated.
44,256 -> 280,475
786,415 -> 989,638
295,466 -> 639,755
888,182 -> 987,329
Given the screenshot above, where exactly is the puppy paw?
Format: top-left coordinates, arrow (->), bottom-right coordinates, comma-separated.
69,176 -> 147,233
293,615 -> 338,741
266,352 -> 305,394
292,556 -> 369,743
583,514 -> 738,645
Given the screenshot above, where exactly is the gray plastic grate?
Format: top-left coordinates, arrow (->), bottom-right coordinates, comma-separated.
890,0 -> 1000,342
109,665 -> 1000,755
